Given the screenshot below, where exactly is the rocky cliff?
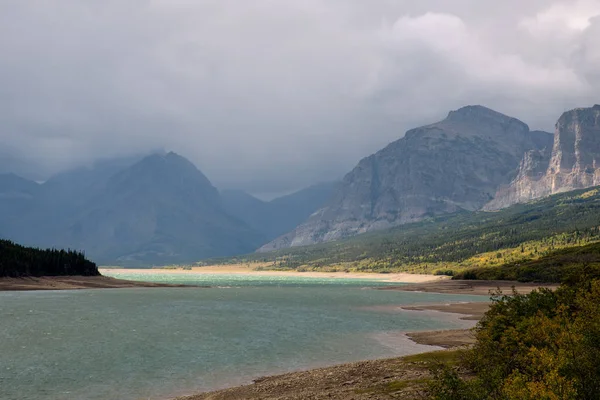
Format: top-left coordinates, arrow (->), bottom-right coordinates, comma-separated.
259,106 -> 552,251
485,105 -> 600,210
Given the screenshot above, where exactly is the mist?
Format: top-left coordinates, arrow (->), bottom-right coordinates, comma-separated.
1,0 -> 599,196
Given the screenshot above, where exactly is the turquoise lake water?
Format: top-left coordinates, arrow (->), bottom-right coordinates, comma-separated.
0,273 -> 486,400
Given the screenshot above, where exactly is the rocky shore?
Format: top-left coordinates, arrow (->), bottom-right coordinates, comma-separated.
177,349 -> 464,400
0,275 -> 195,291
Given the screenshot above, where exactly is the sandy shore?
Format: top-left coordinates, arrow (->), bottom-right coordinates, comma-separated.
401,302 -> 490,348
101,265 -> 450,283
0,275 -> 194,291
402,301 -> 490,321
380,279 -> 559,295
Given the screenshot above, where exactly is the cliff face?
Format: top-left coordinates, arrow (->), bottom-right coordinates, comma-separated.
485,105 -> 600,210
260,106 -> 552,251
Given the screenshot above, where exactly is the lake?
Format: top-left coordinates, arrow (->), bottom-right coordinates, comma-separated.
0,274 -> 485,400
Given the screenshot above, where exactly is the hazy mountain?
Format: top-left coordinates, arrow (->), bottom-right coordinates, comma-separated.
2,155 -> 147,249
1,152 -> 265,266
0,173 -> 39,200
40,154 -> 143,202
57,152 -> 265,265
486,105 -> 600,210
260,105 -> 553,251
222,182 -> 336,242
0,174 -> 40,234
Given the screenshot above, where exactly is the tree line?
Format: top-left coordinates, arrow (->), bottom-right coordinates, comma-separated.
0,239 -> 99,277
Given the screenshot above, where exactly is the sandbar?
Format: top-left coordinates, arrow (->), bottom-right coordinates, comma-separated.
0,275 -> 193,291
380,279 -> 559,295
101,265 -> 450,283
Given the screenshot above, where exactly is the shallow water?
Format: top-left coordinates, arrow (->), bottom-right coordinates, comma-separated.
0,275 -> 485,400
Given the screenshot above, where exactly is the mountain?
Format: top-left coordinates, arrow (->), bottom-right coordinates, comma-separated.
486,105 -> 600,210
54,152 -> 265,265
260,105 -> 553,251
0,174 -> 40,235
2,152 -> 264,266
40,154 -> 142,203
0,173 -> 39,202
221,182 -> 336,242
4,155 -> 148,243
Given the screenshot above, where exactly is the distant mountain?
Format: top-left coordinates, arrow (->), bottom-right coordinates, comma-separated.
222,182 -> 336,242
0,174 -> 40,233
0,173 -> 39,201
40,154 -> 143,203
1,152 -> 265,266
260,105 -> 553,251
486,105 -> 600,210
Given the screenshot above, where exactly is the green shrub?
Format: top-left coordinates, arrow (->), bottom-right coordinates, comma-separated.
429,279 -> 600,399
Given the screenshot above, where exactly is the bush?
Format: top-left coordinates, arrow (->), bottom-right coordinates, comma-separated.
428,279 -> 600,399
434,269 -> 455,276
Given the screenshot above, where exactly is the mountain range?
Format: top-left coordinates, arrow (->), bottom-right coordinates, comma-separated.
2,104 -> 600,264
259,105 -> 554,251
0,152 -> 334,266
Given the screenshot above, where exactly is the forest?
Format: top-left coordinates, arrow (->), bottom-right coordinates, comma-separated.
0,239 -> 99,277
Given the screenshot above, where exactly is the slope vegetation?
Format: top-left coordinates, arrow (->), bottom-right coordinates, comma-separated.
454,241 -> 600,282
211,187 -> 600,274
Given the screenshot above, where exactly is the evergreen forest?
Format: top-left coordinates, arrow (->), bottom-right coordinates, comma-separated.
0,239 -> 99,277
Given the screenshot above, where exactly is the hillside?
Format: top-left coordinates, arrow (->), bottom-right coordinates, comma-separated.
454,241 -> 600,283
0,173 -> 40,230
210,187 -> 600,273
0,239 -> 99,277
222,182 -> 336,242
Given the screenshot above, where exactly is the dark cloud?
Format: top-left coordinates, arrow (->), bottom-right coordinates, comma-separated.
0,0 -> 599,196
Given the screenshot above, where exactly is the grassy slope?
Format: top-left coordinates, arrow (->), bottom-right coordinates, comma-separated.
203,187 -> 600,275
454,241 -> 600,282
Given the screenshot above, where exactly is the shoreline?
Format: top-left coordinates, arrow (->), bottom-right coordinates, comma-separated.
0,275 -> 196,291
175,300 -> 487,400
100,266 -> 451,283
379,279 -> 559,295
173,280 -> 556,399
176,350 -> 459,400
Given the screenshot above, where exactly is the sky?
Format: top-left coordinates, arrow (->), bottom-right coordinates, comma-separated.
1,0 -> 599,198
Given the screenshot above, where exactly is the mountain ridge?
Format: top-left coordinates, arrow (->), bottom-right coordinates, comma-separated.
486,105 -> 600,210
259,105 -> 553,252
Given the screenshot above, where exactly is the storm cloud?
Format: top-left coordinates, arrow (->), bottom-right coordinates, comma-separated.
0,0 -> 599,197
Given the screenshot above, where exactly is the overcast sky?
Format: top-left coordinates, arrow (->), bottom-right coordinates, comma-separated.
1,0 -> 599,198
